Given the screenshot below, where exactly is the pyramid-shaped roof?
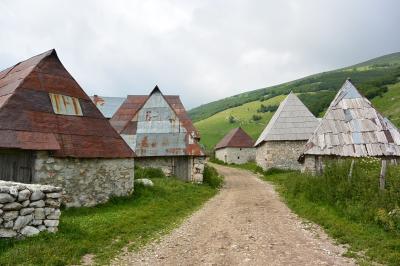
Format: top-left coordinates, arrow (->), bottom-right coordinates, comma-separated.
300,79 -> 400,159
215,127 -> 254,150
254,92 -> 319,146
0,49 -> 134,158
110,86 -> 204,157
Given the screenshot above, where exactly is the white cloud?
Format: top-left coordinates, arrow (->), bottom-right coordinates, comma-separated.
0,0 -> 399,108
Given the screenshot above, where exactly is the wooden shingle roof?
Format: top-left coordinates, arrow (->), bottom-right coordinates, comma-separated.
215,127 -> 254,150
300,79 -> 400,160
254,92 -> 319,146
0,50 -> 135,158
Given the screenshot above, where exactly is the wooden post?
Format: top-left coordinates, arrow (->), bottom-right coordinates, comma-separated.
348,159 -> 355,180
379,159 -> 387,190
316,156 -> 323,175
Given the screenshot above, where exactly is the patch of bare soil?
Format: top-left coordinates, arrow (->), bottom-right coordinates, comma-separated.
112,164 -> 355,265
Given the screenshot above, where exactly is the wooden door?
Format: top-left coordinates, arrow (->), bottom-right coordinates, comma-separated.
0,150 -> 34,183
174,157 -> 189,180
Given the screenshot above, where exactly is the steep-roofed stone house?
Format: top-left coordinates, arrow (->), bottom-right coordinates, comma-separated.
299,79 -> 400,174
110,86 -> 205,182
215,127 -> 255,164
255,92 -> 319,170
0,50 -> 135,207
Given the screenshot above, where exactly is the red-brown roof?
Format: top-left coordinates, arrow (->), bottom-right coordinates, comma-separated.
215,127 -> 255,150
0,49 -> 134,158
110,86 -> 204,157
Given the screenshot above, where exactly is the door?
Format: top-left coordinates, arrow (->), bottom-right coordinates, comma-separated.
0,150 -> 34,183
174,157 -> 189,180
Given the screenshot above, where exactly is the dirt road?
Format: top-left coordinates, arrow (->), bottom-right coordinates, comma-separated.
112,164 -> 355,266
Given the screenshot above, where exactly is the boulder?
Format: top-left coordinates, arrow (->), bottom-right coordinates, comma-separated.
3,211 -> 19,221
34,208 -> 45,220
18,189 -> 31,202
44,220 -> 59,227
45,199 -> 61,208
0,229 -> 17,238
20,226 -> 40,237
13,215 -> 34,230
30,190 -> 45,201
29,200 -> 45,208
46,192 -> 62,199
3,202 -> 23,211
21,200 -> 30,207
47,209 -> 61,219
20,208 -> 35,215
134,178 -> 154,187
0,193 -> 15,204
3,221 -> 13,228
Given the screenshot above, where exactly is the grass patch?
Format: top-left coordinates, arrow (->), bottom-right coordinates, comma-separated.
234,160 -> 400,265
203,165 -> 224,189
0,169 -> 222,265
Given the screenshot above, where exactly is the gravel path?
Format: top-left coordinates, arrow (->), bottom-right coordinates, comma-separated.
112,164 -> 355,266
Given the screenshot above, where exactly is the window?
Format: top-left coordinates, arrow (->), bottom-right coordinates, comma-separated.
49,93 -> 83,116
237,156 -> 240,159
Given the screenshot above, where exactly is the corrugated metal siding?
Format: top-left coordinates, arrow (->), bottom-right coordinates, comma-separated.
49,93 -> 83,116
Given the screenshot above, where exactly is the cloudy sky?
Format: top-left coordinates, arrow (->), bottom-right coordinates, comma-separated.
0,0 -> 399,108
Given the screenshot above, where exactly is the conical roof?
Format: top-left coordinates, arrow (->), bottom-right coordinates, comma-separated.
254,92 -> 319,146
215,127 -> 254,150
0,49 -> 134,158
300,79 -> 400,159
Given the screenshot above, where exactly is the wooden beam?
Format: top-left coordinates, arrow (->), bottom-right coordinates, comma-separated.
379,159 -> 387,190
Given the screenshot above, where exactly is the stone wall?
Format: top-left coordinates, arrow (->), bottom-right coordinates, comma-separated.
215,147 -> 255,164
135,156 -> 205,183
190,156 -> 205,183
301,155 -> 317,173
256,140 -> 306,170
33,152 -> 134,208
0,181 -> 62,238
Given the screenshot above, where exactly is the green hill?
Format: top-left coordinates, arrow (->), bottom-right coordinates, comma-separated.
192,52 -> 400,150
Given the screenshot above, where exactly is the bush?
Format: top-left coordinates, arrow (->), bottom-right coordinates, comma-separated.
228,115 -> 236,124
135,165 -> 166,179
203,165 -> 224,188
252,114 -> 262,121
257,104 -> 279,113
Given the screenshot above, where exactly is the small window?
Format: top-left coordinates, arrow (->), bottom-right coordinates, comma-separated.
237,156 -> 240,159
49,93 -> 83,116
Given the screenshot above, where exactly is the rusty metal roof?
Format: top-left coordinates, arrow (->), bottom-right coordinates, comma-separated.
90,95 -> 126,118
300,79 -> 400,160
110,86 -> 204,157
0,49 -> 135,158
255,92 -> 319,146
215,127 -> 254,150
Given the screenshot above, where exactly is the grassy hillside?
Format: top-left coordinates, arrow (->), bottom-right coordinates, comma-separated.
193,52 -> 400,151
189,52 -> 400,123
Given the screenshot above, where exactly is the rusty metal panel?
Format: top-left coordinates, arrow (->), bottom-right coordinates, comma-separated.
49,93 -> 83,116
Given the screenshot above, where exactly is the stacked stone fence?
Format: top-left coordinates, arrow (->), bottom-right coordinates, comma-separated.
0,181 -> 62,238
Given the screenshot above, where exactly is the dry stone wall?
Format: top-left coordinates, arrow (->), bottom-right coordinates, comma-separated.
0,181 -> 62,238
190,156 -> 205,183
33,151 -> 134,208
256,140 -> 306,170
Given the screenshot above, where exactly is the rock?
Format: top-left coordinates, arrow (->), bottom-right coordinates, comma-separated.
20,208 -> 35,215
0,209 -> 3,215
37,225 -> 47,231
4,220 -> 13,228
44,220 -> 59,227
18,189 -> 31,202
0,187 -> 10,193
29,200 -> 45,208
3,211 -> 19,221
46,192 -> 62,199
21,200 -> 30,207
47,209 -> 61,219
0,218 -> 3,224
9,186 -> 19,197
13,215 -> 33,230
30,190 -> 45,201
46,157 -> 55,164
45,199 -> 61,208
31,219 -> 43,226
34,208 -> 45,220
53,164 -> 63,171
0,229 -> 17,238
44,207 -> 55,216
0,193 -> 15,204
47,227 -> 58,233
20,226 -> 40,237
134,178 -> 154,187
3,202 -> 23,211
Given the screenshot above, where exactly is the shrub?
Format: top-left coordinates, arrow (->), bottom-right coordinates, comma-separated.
257,104 -> 278,113
135,165 -> 166,179
203,165 -> 224,188
228,115 -> 236,124
252,114 -> 262,121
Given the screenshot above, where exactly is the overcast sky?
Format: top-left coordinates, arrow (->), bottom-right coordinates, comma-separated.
0,0 -> 399,108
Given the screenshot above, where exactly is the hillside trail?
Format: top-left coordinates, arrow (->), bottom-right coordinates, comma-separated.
111,163 -> 355,266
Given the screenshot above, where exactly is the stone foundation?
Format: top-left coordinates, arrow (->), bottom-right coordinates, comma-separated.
135,156 -> 205,183
0,181 -> 62,238
33,152 -> 134,208
215,147 -> 255,164
256,140 -> 306,170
